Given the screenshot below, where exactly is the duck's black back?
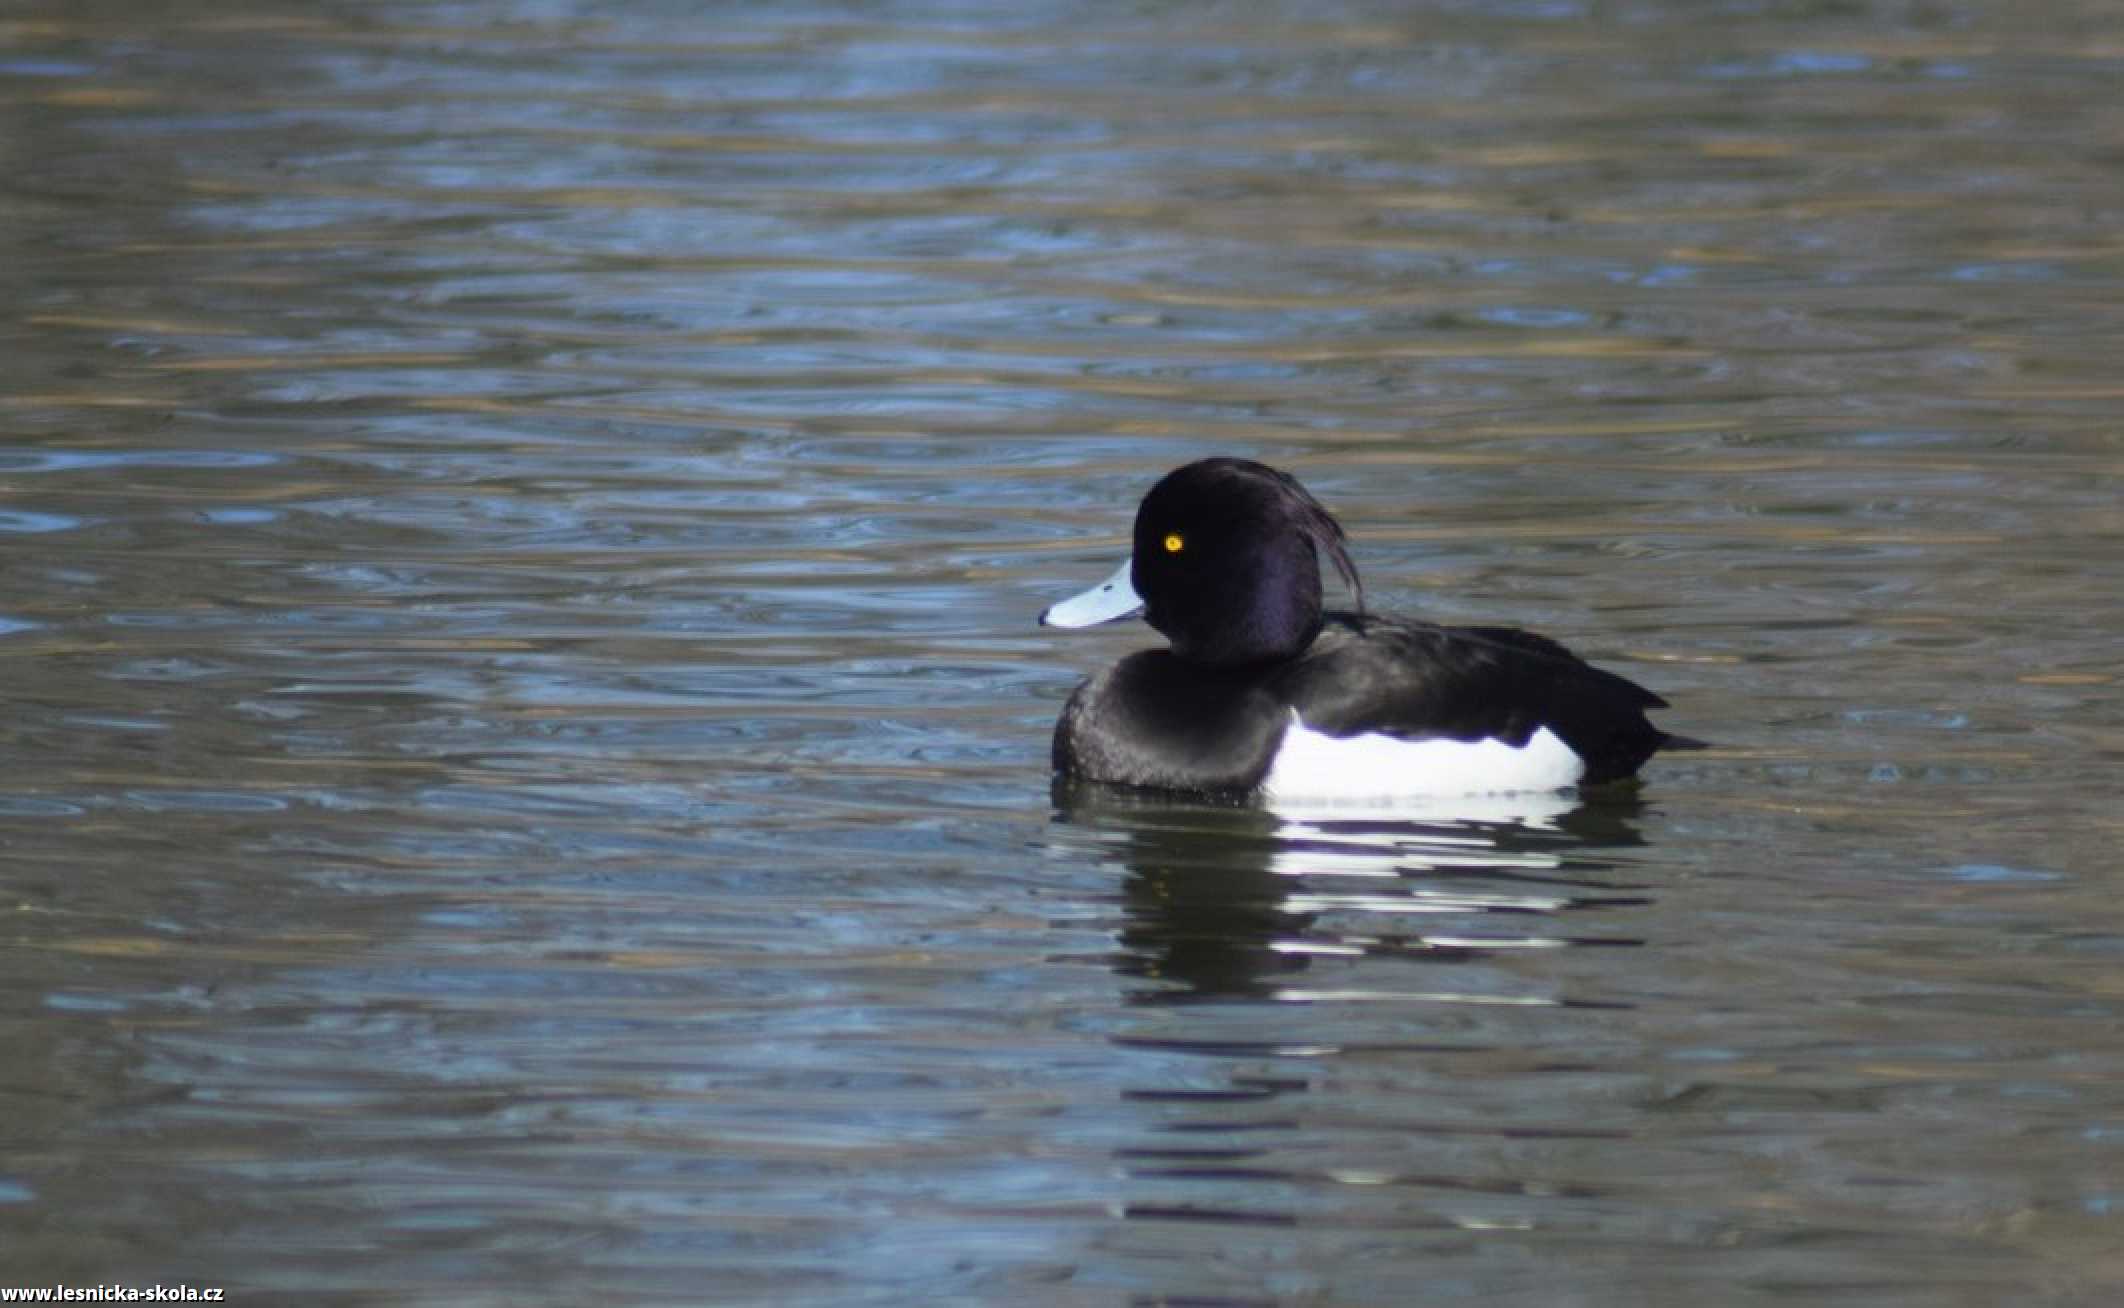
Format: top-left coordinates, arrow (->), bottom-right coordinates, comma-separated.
1276,614 -> 1676,785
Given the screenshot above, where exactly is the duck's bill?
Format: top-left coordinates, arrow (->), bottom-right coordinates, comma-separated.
1040,558 -> 1143,628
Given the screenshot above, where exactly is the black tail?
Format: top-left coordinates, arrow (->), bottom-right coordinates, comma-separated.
1659,733 -> 1711,752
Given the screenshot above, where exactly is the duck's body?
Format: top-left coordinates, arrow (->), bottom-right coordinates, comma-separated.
1055,612 -> 1674,798
1042,458 -> 1694,801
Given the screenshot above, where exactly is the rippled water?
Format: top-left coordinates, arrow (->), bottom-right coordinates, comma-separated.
3,2 -> 2121,1303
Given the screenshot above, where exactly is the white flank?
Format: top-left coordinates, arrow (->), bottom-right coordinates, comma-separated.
1260,711 -> 1585,804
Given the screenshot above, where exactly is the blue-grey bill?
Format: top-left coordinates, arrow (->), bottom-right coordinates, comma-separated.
1040,558 -> 1143,628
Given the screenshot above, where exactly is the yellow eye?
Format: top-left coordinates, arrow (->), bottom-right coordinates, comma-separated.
1162,532 -> 1185,554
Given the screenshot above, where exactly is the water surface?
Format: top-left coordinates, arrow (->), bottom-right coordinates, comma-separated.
2,1 -> 2121,1303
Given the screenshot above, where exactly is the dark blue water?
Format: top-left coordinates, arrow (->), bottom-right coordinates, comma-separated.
2,2 -> 2120,1303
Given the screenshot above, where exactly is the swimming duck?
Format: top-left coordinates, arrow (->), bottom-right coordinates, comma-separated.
1041,457 -> 1696,800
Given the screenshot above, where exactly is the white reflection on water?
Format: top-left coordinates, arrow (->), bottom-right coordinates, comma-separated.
1052,782 -> 1651,1013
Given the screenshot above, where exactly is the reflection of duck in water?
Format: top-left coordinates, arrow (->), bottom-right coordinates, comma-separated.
1053,779 -> 1652,1004
1042,458 -> 1702,804
1064,795 -> 1297,1002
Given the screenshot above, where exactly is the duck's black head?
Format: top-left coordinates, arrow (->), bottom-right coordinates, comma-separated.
1126,458 -> 1363,667
1040,458 -> 1364,666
